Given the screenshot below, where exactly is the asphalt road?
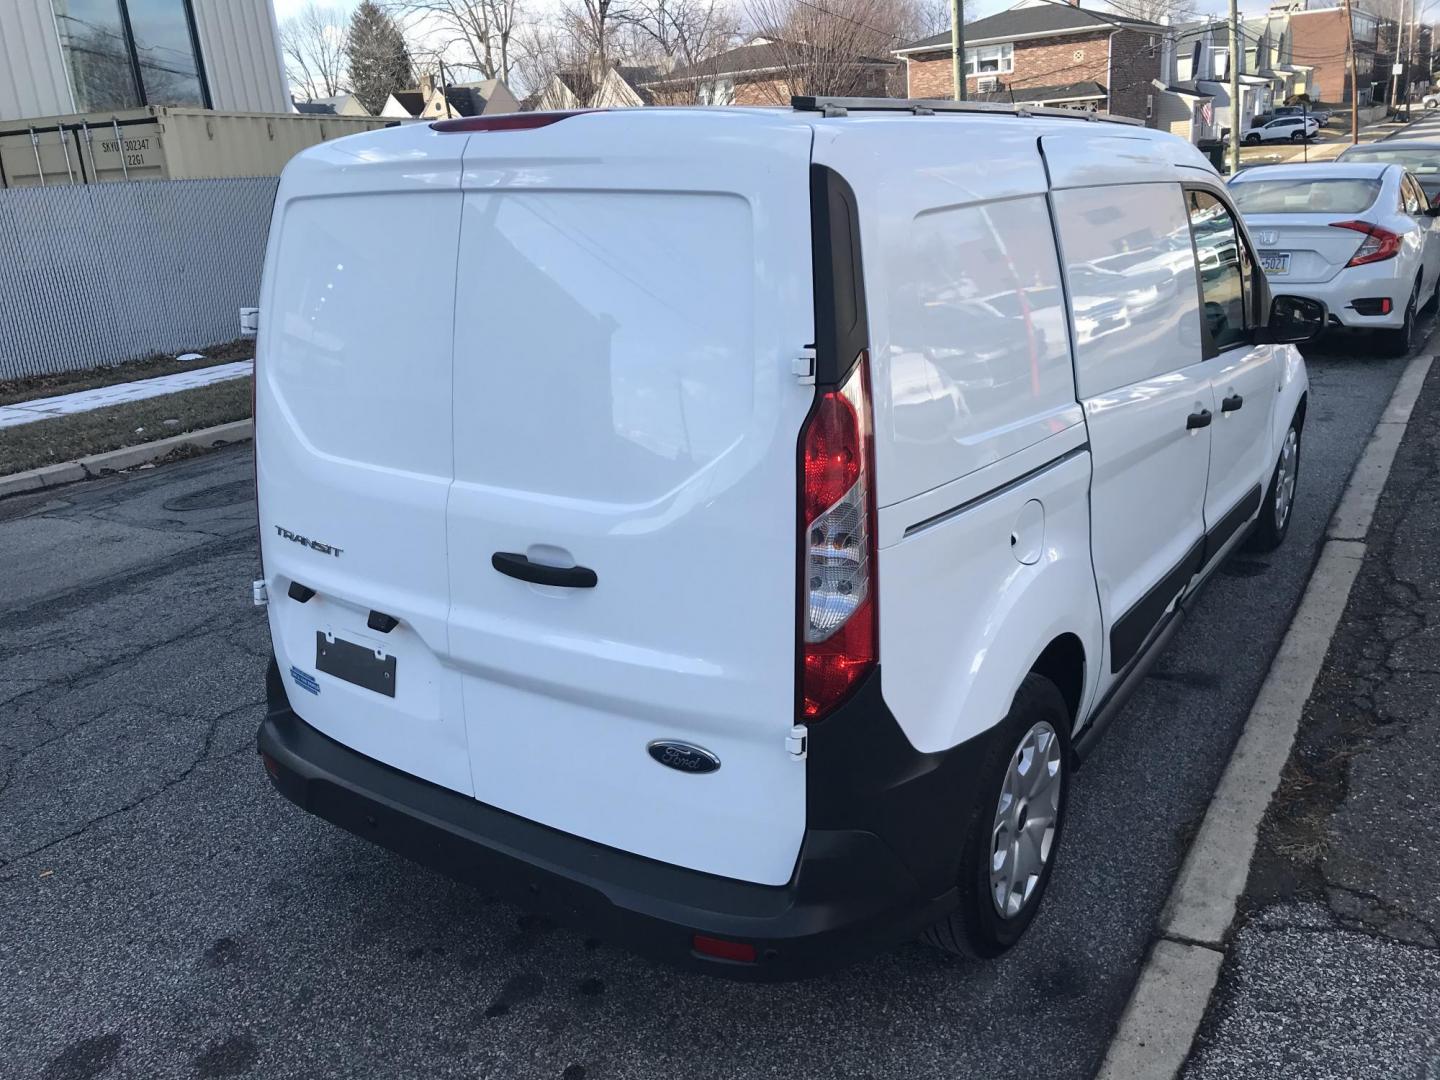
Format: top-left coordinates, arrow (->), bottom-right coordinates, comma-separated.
0,332 -> 1425,1080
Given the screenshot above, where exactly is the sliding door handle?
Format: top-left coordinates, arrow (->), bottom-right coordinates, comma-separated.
1186,409 -> 1213,430
492,553 -> 597,588
1221,394 -> 1244,413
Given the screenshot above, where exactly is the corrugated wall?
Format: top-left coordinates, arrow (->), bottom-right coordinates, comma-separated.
0,0 -> 75,122
192,0 -> 291,114
0,177 -> 278,380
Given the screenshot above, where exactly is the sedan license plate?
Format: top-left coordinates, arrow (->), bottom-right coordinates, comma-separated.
316,632 -> 396,697
1260,252 -> 1290,275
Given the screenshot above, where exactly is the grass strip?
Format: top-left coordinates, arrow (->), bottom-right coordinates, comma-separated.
0,339 -> 254,407
1,377 -> 251,476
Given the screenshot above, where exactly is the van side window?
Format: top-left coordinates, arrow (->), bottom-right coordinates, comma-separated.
1052,183 -> 1203,397
1186,190 -> 1250,354
882,194 -> 1077,495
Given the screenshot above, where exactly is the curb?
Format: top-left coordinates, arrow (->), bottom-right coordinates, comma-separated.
1096,350 -> 1436,1080
0,419 -> 252,500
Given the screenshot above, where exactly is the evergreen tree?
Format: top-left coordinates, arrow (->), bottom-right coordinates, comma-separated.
347,1 -> 415,114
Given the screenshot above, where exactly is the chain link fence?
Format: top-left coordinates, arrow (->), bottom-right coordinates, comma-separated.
0,177 -> 278,381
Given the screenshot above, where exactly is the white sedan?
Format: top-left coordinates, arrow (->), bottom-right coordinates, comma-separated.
1243,116 -> 1321,144
1229,162 -> 1440,354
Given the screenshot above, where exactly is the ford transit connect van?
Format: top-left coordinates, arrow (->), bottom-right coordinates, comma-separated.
254,98 -> 1323,979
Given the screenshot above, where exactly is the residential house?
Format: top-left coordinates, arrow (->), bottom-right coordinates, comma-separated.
1161,19 -> 1273,139
2,0 -> 290,122
894,3 -> 1164,123
1270,0 -> 1397,104
526,64 -> 662,110
382,75 -> 519,119
294,93 -> 371,117
640,38 -> 895,105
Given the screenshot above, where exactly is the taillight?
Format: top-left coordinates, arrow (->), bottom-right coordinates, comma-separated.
1330,220 -> 1403,266
799,353 -> 877,720
431,110 -> 597,133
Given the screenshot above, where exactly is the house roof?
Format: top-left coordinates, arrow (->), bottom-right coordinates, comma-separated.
897,5 -> 1161,54
293,100 -> 335,115
977,79 -> 1108,103
390,90 -> 426,116
654,39 -> 893,83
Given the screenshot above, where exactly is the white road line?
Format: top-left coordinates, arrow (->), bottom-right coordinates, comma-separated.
0,360 -> 253,431
1096,349 -> 1437,1080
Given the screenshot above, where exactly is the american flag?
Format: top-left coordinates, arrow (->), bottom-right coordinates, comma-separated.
1200,100 -> 1214,125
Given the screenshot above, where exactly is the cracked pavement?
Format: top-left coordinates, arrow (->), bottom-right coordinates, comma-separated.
0,345 -> 1419,1080
1184,358 -> 1440,1080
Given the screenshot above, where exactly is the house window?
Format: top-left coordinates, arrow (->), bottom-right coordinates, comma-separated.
965,43 -> 1014,75
1211,46 -> 1229,80
51,0 -> 208,112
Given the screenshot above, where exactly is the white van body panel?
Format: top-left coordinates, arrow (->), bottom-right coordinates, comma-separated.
258,122 -> 473,795
814,118 -> 1104,751
446,112 -> 817,886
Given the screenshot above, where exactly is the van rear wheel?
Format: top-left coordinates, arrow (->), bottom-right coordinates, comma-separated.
921,674 -> 1071,959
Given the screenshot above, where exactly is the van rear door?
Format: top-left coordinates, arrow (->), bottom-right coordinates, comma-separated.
258,125 -> 472,795
446,113 -> 816,886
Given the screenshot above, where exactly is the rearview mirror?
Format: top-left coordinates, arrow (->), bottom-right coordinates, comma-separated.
1255,295 -> 1327,345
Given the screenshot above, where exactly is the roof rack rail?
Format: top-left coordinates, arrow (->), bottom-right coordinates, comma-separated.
790,95 -> 1143,128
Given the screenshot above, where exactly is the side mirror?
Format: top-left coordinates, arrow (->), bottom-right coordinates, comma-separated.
1424,205 -> 1440,217
1255,294 -> 1327,345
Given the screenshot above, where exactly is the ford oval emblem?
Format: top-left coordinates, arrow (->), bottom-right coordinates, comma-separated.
647,740 -> 721,774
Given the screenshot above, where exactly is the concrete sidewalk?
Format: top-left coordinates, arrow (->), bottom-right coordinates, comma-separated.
0,359 -> 252,430
1182,358 -> 1440,1078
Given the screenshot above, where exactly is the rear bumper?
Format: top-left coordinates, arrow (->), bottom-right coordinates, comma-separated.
1269,264 -> 1412,329
257,660 -> 986,981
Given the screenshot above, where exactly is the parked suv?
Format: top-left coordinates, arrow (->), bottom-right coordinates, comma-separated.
1244,115 -> 1321,143
253,101 -> 1322,979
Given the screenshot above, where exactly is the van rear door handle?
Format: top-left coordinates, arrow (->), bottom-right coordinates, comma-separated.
492,552 -> 597,589
1186,409 -> 1213,430
1221,394 -> 1244,412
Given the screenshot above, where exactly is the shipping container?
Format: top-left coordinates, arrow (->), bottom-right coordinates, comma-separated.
0,107 -> 397,188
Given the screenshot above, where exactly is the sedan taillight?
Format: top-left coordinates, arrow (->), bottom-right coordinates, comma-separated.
1330,220 -> 1403,266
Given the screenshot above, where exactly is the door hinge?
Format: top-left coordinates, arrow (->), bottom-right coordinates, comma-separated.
786,724 -> 809,760
251,579 -> 269,607
792,348 -> 817,385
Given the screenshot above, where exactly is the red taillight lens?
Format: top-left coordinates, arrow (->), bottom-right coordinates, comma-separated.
799,354 -> 877,721
1330,220 -> 1403,266
431,110 -> 597,133
692,935 -> 757,963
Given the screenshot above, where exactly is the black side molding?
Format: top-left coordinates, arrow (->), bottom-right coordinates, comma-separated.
809,164 -> 868,388
1203,484 -> 1262,564
492,552 -> 597,589
1110,538 -> 1205,673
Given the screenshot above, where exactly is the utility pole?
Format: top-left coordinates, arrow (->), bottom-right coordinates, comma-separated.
1392,0 -> 1409,111
1346,0 -> 1360,143
951,0 -> 966,101
1229,0 -> 1241,175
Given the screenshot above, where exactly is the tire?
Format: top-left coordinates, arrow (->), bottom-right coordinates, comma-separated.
1378,282 -> 1419,357
1245,133 -> 1261,145
1425,270 -> 1440,315
1427,99 -> 1439,109
1291,131 -> 1305,142
1247,414 -> 1301,552
921,674 -> 1071,959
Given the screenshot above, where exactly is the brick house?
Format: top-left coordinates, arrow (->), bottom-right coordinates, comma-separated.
641,37 -> 895,105
1280,3 -> 1394,105
894,2 -> 1164,123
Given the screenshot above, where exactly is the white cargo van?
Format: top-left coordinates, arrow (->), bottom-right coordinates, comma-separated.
254,98 -> 1324,979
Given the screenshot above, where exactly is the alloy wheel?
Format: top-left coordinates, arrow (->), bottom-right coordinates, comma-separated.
989,721 -> 1063,919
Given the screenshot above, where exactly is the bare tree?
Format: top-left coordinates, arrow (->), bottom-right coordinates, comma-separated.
391,0 -> 524,83
512,17 -> 590,96
281,3 -> 351,101
560,0 -> 634,68
621,0 -> 739,69
739,0 -> 907,101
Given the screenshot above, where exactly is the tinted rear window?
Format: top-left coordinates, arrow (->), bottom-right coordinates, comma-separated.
1230,178 -> 1381,214
1341,149 -> 1440,177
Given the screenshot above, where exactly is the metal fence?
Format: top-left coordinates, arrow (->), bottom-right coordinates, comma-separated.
0,177 -> 278,381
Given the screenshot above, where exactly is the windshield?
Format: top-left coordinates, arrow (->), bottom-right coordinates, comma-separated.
1230,178 -> 1381,214
1341,149 -> 1440,178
